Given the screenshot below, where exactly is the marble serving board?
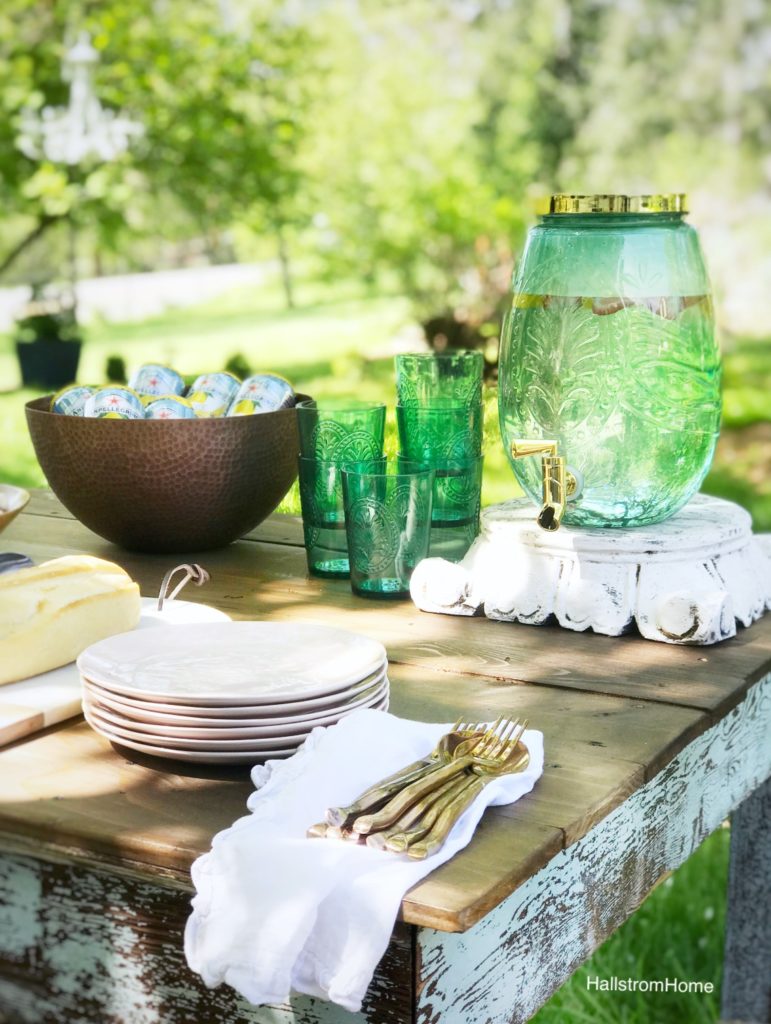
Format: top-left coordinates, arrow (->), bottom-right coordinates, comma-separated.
0,598 -> 230,748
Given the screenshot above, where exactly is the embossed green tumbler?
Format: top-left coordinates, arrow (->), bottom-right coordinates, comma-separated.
297,400 -> 386,577
498,194 -> 722,528
298,456 -> 385,577
342,461 -> 434,598
297,399 -> 386,462
395,351 -> 484,408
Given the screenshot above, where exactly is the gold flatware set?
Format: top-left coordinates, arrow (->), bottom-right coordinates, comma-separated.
307,716 -> 530,859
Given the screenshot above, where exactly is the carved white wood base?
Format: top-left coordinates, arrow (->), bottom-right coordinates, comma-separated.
410,494 -> 771,645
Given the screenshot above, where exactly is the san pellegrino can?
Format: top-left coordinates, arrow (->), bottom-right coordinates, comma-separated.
129,363 -> 186,398
51,385 -> 94,416
228,374 -> 295,415
84,386 -> 145,420
187,372 -> 240,418
144,395 -> 197,420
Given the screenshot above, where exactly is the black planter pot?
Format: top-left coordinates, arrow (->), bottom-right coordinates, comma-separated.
16,339 -> 82,391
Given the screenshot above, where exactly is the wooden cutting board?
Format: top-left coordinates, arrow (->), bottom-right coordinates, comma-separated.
0,598 -> 230,748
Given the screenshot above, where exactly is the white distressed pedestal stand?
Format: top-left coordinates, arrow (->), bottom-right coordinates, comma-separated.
410,494 -> 771,645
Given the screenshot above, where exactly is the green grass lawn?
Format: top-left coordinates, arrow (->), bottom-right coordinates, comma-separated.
0,278 -> 764,1022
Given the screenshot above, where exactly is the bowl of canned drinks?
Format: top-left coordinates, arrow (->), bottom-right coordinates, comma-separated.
25,363 -> 306,553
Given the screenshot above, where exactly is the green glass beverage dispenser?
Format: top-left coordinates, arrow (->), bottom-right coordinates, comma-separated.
498,194 -> 721,530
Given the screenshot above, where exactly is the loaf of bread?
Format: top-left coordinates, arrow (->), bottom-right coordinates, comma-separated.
0,555 -> 141,685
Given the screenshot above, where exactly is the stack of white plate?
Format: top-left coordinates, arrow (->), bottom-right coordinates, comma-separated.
77,622 -> 389,764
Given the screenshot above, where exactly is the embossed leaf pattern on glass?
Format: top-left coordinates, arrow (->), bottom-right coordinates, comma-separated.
311,421 -> 382,461
395,353 -> 483,408
397,406 -> 483,460
347,497 -> 399,574
513,299 -> 611,433
618,256 -> 669,298
347,485 -> 429,575
615,304 -> 721,432
499,293 -> 721,527
439,467 -> 479,504
408,425 -> 479,459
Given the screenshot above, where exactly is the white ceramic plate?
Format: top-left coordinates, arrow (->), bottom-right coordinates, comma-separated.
78,622 -> 387,705
84,694 -> 388,750
136,599 -> 231,627
86,698 -> 389,764
81,661 -> 388,719
83,706 -> 312,750
83,679 -> 389,737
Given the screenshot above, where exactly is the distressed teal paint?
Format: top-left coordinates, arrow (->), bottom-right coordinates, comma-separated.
416,672 -> 771,1024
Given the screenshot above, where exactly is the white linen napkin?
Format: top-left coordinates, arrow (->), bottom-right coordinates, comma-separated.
185,709 -> 544,1012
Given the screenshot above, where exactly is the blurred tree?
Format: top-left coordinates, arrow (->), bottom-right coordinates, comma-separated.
298,0 -> 769,339
0,0 -> 314,289
1,0 -> 767,331
559,0 -> 769,187
295,2 -> 530,357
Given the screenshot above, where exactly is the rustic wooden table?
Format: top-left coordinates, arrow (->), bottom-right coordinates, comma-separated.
0,491 -> 769,1024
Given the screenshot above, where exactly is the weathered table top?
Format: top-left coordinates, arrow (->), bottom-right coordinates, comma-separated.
1,490 -> 770,935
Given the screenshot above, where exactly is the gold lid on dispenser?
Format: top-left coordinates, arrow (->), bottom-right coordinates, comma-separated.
536,194 -> 688,215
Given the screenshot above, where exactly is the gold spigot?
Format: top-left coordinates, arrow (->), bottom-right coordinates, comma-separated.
511,440 -> 577,531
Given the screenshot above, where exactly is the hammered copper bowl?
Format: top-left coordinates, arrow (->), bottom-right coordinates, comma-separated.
26,396 -> 307,553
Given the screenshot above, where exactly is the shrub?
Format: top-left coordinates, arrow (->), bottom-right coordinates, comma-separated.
224,353 -> 252,380
106,355 -> 127,383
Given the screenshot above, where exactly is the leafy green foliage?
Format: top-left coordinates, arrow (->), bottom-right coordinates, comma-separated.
274,0 -> 770,342
0,0 -> 315,280
15,308 -> 80,345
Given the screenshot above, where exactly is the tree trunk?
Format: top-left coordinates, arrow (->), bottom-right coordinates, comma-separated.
0,215 -> 60,279
276,224 -> 295,309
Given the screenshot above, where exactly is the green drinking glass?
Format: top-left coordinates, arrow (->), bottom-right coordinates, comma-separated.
298,456 -> 385,577
342,460 -> 434,599
395,351 -> 484,408
296,399 -> 386,462
396,403 -> 484,461
414,454 -> 484,562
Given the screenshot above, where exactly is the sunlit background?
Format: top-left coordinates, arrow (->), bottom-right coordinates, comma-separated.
0,4 -> 769,1017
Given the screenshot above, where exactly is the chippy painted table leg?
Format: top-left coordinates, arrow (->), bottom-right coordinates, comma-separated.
721,774 -> 771,1024
415,674 -> 771,1024
0,844 -> 414,1024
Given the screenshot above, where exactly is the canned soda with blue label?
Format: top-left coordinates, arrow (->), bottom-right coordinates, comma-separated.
50,385 -> 95,416
129,363 -> 186,398
228,374 -> 295,415
144,395 -> 197,420
84,387 -> 145,419
187,372 -> 240,418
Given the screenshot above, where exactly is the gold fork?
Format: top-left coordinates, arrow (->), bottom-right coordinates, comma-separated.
323,718 -> 494,829
367,719 -> 523,849
406,722 -> 530,859
352,718 -> 524,836
382,719 -> 529,852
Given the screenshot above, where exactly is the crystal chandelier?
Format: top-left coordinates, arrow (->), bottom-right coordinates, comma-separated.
17,32 -> 143,166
